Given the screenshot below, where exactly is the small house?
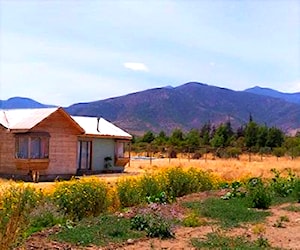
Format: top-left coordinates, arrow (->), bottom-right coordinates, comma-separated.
0,107 -> 132,181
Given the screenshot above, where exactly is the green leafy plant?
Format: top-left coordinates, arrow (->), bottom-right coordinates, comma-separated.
182,212 -> 205,227
53,215 -> 144,246
273,215 -> 289,228
221,181 -> 246,200
184,197 -> 270,228
270,168 -> 296,197
146,191 -> 174,204
130,213 -> 174,239
191,231 -> 263,249
294,179 -> 300,202
246,177 -> 272,209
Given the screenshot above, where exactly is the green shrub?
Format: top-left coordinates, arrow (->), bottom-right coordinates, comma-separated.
117,167 -> 216,207
27,210 -> 65,236
138,174 -> 164,200
0,184 -> 41,249
182,212 -> 204,227
294,179 -> 300,202
221,181 -> 246,200
146,191 -> 174,204
165,167 -> 194,197
53,178 -> 109,220
130,213 -> 174,239
116,177 -> 143,207
270,168 -> 296,197
246,178 -> 272,209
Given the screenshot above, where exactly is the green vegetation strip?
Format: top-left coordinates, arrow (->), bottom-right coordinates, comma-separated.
184,197 -> 271,228
191,232 -> 280,249
52,215 -> 145,246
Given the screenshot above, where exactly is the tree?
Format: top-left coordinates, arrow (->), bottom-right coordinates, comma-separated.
169,128 -> 184,148
141,131 -> 155,143
210,122 -> 234,148
153,130 -> 168,146
185,129 -> 200,151
266,127 -> 284,148
257,125 -> 268,148
244,121 -> 259,149
200,122 -> 212,145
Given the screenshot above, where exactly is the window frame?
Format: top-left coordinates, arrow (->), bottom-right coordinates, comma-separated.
15,132 -> 50,160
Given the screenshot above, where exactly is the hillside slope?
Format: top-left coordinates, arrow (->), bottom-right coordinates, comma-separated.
66,82 -> 300,134
0,97 -> 56,109
245,86 -> 300,104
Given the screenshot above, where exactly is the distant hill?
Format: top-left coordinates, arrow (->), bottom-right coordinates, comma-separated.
66,82 -> 300,135
245,86 -> 300,104
0,97 -> 56,109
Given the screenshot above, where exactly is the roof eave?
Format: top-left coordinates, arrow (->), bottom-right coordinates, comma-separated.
80,134 -> 132,140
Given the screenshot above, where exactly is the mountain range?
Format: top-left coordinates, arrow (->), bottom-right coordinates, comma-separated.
1,83 -> 300,135
0,97 -> 56,109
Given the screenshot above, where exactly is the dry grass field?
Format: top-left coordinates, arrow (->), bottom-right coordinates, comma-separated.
0,154 -> 299,190
127,154 -> 300,181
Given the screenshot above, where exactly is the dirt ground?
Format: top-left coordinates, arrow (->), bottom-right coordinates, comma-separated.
21,191 -> 300,250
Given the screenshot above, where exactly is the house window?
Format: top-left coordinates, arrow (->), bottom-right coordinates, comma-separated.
115,141 -> 130,158
15,133 -> 50,159
77,140 -> 92,170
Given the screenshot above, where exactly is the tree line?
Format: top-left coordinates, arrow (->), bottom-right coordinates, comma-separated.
132,117 -> 300,159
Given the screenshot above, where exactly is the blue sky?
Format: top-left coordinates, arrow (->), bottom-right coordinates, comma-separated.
0,0 -> 299,106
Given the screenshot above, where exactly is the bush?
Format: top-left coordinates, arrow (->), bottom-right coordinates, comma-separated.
117,167 -> 217,207
270,168 -> 296,197
246,178 -> 272,209
294,179 -> 300,203
164,167 -> 202,197
182,212 -> 204,227
116,177 -> 143,207
130,213 -> 174,239
53,178 -> 109,220
138,174 -> 164,200
0,184 -> 41,249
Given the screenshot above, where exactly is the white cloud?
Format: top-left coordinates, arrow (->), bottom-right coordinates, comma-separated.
123,62 -> 149,72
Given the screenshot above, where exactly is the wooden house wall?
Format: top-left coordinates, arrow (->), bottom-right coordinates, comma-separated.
0,126 -> 20,174
0,110 -> 81,177
32,110 -> 80,176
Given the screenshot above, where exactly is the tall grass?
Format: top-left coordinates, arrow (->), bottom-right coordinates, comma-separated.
53,177 -> 110,220
0,184 -> 41,249
116,167 -> 219,207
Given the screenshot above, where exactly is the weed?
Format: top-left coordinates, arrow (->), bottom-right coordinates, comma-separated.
221,181 -> 246,200
0,184 -> 41,249
294,179 -> 300,202
282,204 -> 300,212
270,168 -> 296,198
182,212 -> 205,227
184,197 -> 270,228
130,213 -> 174,239
273,215 -> 289,228
53,215 -> 145,246
191,231 -> 259,249
246,177 -> 272,209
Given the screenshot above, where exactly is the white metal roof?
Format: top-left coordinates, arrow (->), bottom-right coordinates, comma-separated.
71,116 -> 132,139
0,108 -> 131,139
0,108 -> 59,130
